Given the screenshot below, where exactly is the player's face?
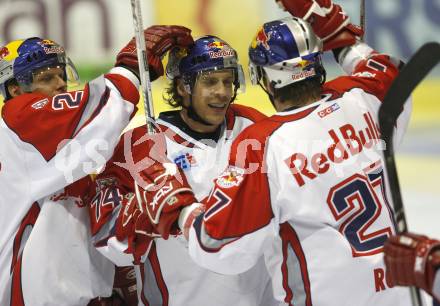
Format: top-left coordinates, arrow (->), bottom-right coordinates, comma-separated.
189,69 -> 234,128
30,65 -> 67,97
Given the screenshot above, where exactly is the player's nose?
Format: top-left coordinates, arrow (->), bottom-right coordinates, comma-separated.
214,82 -> 232,101
55,75 -> 67,92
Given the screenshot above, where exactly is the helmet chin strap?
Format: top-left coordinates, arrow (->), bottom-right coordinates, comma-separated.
258,81 -> 276,109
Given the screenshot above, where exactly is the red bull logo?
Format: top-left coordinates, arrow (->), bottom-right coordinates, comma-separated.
252,27 -> 272,50
0,47 -> 9,60
291,68 -> 316,81
36,39 -> 64,54
208,48 -> 234,59
207,40 -> 234,59
41,39 -> 56,45
216,166 -> 244,188
293,59 -> 311,69
207,41 -> 226,49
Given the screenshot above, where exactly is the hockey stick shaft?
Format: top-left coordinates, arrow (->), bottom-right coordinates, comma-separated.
130,0 -> 156,134
360,0 -> 365,41
379,42 -> 440,306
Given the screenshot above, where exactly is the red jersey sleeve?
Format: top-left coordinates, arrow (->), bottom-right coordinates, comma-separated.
323,53 -> 400,102
196,120 -> 280,251
2,73 -> 139,161
227,104 -> 267,123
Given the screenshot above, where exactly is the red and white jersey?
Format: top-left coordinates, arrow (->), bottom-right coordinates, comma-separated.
187,45 -> 414,305
0,67 -> 139,305
90,104 -> 278,306
16,187 -> 115,306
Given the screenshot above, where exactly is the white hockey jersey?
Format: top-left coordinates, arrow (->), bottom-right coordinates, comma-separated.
89,104 -> 277,306
187,48 -> 415,306
0,67 -> 140,305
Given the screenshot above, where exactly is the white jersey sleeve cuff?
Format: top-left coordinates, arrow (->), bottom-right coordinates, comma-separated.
338,42 -> 374,75
109,66 -> 140,89
97,236 -> 135,267
178,203 -> 205,240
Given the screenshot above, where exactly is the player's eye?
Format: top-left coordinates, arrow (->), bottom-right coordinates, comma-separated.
201,77 -> 218,87
223,78 -> 233,87
37,74 -> 54,83
33,66 -> 65,83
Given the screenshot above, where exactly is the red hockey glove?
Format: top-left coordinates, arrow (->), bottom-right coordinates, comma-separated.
135,162 -> 197,239
115,193 -> 157,264
384,233 -> 440,294
132,133 -> 197,239
275,0 -> 363,51
116,25 -> 193,81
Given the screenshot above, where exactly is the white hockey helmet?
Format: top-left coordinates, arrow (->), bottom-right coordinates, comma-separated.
248,17 -> 325,91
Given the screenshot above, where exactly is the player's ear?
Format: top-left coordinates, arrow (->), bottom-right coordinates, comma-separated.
175,78 -> 191,108
7,81 -> 23,98
176,79 -> 187,96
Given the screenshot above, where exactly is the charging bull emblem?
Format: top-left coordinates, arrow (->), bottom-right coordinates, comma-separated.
251,27 -> 272,50
0,47 -> 9,61
216,166 -> 245,188
41,39 -> 56,45
207,41 -> 225,49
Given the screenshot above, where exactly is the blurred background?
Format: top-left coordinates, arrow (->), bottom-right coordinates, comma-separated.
0,0 -> 439,263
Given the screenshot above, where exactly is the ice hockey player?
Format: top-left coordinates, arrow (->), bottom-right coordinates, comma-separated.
87,34 -> 276,305
125,0 -> 419,305
0,25 -> 192,305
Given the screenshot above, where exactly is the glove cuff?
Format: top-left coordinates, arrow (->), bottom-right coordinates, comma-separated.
419,243 -> 440,294
323,24 -> 364,52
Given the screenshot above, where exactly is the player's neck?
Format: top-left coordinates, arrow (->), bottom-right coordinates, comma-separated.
179,109 -> 219,133
274,97 -> 317,112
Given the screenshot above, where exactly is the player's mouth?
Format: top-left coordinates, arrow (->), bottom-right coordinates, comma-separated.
207,102 -> 228,110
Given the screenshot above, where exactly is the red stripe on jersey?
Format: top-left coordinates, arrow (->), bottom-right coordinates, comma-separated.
323,53 -> 399,102
104,73 -> 140,106
225,110 -> 236,131
10,255 -> 25,306
140,242 -> 169,306
226,104 -> 267,130
139,261 -> 150,306
11,202 -> 40,274
229,104 -> 267,122
280,223 -> 312,306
